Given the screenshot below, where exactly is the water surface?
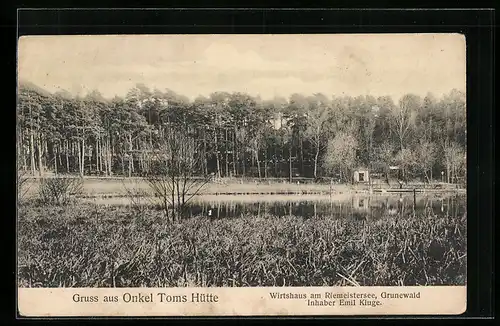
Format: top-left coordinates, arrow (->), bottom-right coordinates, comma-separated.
84,193 -> 466,220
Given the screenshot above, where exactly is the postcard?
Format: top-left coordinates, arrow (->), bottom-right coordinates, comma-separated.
17,33 -> 467,316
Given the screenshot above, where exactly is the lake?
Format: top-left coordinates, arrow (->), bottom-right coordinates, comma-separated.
83,193 -> 466,220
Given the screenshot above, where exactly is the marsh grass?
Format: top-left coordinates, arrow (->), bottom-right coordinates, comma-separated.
17,203 -> 466,287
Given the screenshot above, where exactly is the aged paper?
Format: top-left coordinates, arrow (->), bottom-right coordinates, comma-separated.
18,287 -> 466,316
17,34 -> 467,317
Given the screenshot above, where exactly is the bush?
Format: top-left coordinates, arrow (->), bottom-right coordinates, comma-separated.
38,177 -> 84,206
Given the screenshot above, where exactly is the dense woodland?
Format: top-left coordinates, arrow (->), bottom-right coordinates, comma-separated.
17,81 -> 466,183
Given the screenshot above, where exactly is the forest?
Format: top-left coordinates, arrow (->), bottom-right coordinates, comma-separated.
17,81 -> 466,183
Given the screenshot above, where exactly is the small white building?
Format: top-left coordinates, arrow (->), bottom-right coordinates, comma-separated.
353,168 -> 370,183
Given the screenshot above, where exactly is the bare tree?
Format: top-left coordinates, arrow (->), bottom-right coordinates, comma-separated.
144,125 -> 213,221
414,140 -> 436,183
394,147 -> 416,183
303,94 -> 330,179
248,127 -> 265,179
323,129 -> 359,183
392,94 -> 419,152
443,141 -> 466,184
364,106 -> 380,173
38,176 -> 83,206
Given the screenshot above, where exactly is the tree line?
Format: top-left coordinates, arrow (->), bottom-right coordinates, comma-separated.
16,81 -> 466,183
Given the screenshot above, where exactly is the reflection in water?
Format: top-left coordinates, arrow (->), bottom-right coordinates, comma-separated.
184,194 -> 466,220
85,193 -> 466,221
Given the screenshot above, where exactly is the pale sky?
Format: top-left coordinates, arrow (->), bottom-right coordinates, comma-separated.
18,34 -> 466,102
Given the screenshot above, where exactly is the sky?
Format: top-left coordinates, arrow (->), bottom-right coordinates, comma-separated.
18,34 -> 466,102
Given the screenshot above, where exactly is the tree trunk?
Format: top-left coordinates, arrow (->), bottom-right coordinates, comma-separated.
314,146 -> 320,179
101,137 -> 105,174
128,155 -> 132,178
275,146 -> 279,177
264,149 -> 268,178
30,129 -> 36,176
21,132 -> 27,170
424,170 -> 431,184
251,150 -> 255,174
289,143 -> 292,183
128,134 -> 133,178
54,144 -> 58,175
203,131 -> 208,175
225,128 -> 229,177
234,126 -> 239,176
57,143 -> 62,172
132,139 -> 136,174
78,140 -> 82,176
111,138 -> 116,175
102,138 -> 107,176
369,134 -> 373,171
65,140 -> 70,173
242,151 -> 246,177
37,133 -> 43,177
44,139 -> 49,172
109,138 -> 113,176
77,141 -> 82,177
255,150 -> 261,179
99,136 -> 106,174
107,137 -> 113,176
121,154 -> 125,176
138,152 -> 143,174
104,138 -> 108,176
96,137 -> 100,174
102,137 -> 107,174
81,138 -> 85,177
214,128 -> 221,178
176,179 -> 181,218
296,129 -> 301,175
300,137 -> 304,176
232,129 -> 237,176
446,162 -> 450,183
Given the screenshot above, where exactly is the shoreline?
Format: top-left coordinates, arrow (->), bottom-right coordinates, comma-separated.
23,177 -> 466,197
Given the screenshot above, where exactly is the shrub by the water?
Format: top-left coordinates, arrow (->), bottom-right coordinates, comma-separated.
17,203 -> 466,287
37,177 -> 83,206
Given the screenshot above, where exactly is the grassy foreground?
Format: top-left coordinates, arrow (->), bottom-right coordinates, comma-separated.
18,203 -> 466,287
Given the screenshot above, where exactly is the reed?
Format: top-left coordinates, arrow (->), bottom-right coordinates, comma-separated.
17,203 -> 466,287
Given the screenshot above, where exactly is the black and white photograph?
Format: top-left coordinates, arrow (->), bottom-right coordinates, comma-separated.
17,34 -> 466,293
